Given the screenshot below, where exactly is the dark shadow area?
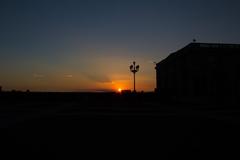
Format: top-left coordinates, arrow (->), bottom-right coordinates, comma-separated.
156,42 -> 240,105
1,91 -> 240,159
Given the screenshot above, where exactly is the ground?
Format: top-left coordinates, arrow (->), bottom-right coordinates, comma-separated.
0,92 -> 240,159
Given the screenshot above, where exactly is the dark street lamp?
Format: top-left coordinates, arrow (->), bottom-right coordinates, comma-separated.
130,61 -> 140,92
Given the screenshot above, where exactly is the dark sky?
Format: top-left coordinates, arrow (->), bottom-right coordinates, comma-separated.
1,0 -> 240,91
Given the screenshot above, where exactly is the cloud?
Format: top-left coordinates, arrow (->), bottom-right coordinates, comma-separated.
33,73 -> 45,79
65,74 -> 73,78
83,73 -> 111,83
148,60 -> 157,64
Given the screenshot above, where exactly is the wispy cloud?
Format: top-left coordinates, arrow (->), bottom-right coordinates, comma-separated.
83,72 -> 111,83
64,74 -> 73,78
33,73 -> 45,79
148,60 -> 157,64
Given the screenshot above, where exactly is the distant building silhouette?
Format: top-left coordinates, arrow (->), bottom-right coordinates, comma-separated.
0,86 -> 2,92
156,42 -> 240,104
121,90 -> 131,94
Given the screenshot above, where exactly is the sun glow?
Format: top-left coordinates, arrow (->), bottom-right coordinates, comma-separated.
118,88 -> 122,93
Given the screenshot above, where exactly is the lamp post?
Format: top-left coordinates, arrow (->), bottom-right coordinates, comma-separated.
130,61 -> 140,93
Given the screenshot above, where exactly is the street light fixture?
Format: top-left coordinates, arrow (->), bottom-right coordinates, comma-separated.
130,61 -> 140,93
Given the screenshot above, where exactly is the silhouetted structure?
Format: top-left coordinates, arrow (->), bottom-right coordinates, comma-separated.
122,90 -> 131,94
130,61 -> 140,92
0,86 -> 2,92
156,42 -> 240,104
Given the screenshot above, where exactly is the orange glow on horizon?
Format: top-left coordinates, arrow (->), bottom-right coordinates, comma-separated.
118,88 -> 122,92
111,80 -> 128,92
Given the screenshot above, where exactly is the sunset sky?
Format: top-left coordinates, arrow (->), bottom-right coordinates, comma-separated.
1,0 -> 240,92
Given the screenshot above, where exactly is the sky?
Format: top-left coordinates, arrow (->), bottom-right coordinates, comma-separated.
1,0 -> 240,92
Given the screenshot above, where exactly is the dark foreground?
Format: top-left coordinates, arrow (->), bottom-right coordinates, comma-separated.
1,92 -> 240,159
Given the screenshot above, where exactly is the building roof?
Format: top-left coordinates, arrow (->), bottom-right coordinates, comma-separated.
157,42 -> 240,66
184,42 -> 240,50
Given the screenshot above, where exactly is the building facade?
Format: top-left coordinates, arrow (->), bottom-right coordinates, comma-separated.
156,43 -> 240,104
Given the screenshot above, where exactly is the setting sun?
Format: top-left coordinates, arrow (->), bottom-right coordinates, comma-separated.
118,88 -> 122,92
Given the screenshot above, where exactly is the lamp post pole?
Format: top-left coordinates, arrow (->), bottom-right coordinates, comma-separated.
130,61 -> 140,93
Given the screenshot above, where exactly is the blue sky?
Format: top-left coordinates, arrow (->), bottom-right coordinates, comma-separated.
1,0 -> 240,91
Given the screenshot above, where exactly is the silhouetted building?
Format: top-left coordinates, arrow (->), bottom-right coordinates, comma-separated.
0,86 -> 2,92
122,90 -> 131,94
156,42 -> 240,104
